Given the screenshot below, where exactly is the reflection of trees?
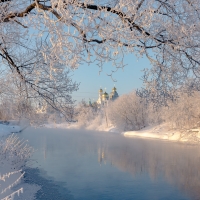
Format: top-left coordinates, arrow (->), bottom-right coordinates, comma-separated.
97,137 -> 200,200
31,129 -> 200,199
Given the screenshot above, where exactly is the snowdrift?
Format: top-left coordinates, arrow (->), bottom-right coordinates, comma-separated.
124,124 -> 200,143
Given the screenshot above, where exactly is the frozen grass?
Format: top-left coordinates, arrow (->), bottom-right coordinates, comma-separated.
0,134 -> 33,169
0,134 -> 35,200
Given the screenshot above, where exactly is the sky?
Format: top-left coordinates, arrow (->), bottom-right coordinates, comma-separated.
72,54 -> 151,103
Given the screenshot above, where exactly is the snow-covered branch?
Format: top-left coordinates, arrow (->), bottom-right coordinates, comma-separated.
0,0 -> 200,106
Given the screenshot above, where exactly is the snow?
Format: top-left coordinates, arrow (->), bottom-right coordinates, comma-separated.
44,122 -> 183,141
0,162 -> 39,200
123,123 -> 200,142
0,161 -> 40,200
0,124 -> 21,137
0,120 -> 197,199
44,122 -> 200,143
0,123 -> 39,200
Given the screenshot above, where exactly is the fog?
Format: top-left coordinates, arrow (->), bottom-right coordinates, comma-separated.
19,128 -> 200,200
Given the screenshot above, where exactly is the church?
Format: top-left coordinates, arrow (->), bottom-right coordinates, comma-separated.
97,87 -> 119,106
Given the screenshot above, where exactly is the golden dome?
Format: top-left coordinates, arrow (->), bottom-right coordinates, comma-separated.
112,87 -> 117,91
102,92 -> 109,100
102,92 -> 108,96
99,88 -> 103,92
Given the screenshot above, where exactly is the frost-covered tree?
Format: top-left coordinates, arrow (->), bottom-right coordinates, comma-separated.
108,92 -> 148,131
162,92 -> 200,129
0,66 -> 78,120
1,0 -> 200,109
76,100 -> 99,127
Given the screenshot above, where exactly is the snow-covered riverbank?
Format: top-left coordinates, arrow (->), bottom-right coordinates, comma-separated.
0,124 -> 21,137
0,123 -> 40,200
1,121 -> 199,200
44,122 -> 200,143
124,124 -> 181,141
124,124 -> 200,143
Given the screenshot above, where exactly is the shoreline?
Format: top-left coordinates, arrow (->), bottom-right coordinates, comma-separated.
44,122 -> 200,144
1,123 -> 199,199
0,126 -> 39,200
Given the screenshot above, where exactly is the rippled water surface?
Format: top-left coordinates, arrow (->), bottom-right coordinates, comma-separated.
19,128 -> 200,200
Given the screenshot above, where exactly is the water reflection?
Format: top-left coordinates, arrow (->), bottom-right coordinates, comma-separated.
19,128 -> 200,200
97,137 -> 200,200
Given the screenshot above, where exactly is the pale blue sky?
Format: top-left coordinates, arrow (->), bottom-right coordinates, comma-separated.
72,54 -> 151,103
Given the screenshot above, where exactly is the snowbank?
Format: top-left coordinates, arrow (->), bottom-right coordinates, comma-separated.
0,124 -> 39,200
0,159 -> 40,200
123,124 -> 200,143
0,119 -> 30,137
0,124 -> 21,137
44,122 -> 200,143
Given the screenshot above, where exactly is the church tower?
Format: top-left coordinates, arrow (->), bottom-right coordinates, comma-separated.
97,87 -> 119,106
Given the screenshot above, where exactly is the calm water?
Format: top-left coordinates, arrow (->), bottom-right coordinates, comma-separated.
19,128 -> 200,200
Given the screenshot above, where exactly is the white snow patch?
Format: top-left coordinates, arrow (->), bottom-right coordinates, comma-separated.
0,156 -> 39,200
0,124 -> 38,200
13,183 -> 40,200
0,124 -> 21,137
123,123 -> 200,142
43,122 -> 200,143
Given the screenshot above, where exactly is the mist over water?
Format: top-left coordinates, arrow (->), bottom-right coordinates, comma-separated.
19,128 -> 200,200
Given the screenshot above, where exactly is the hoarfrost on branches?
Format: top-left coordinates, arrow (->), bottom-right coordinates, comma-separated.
1,0 -> 200,105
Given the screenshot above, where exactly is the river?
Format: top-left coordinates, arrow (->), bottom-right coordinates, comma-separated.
18,127 -> 200,200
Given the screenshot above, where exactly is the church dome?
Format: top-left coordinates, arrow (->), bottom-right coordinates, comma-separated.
112,87 -> 117,92
102,92 -> 109,100
99,88 -> 103,92
110,88 -> 119,101
102,92 -> 108,96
